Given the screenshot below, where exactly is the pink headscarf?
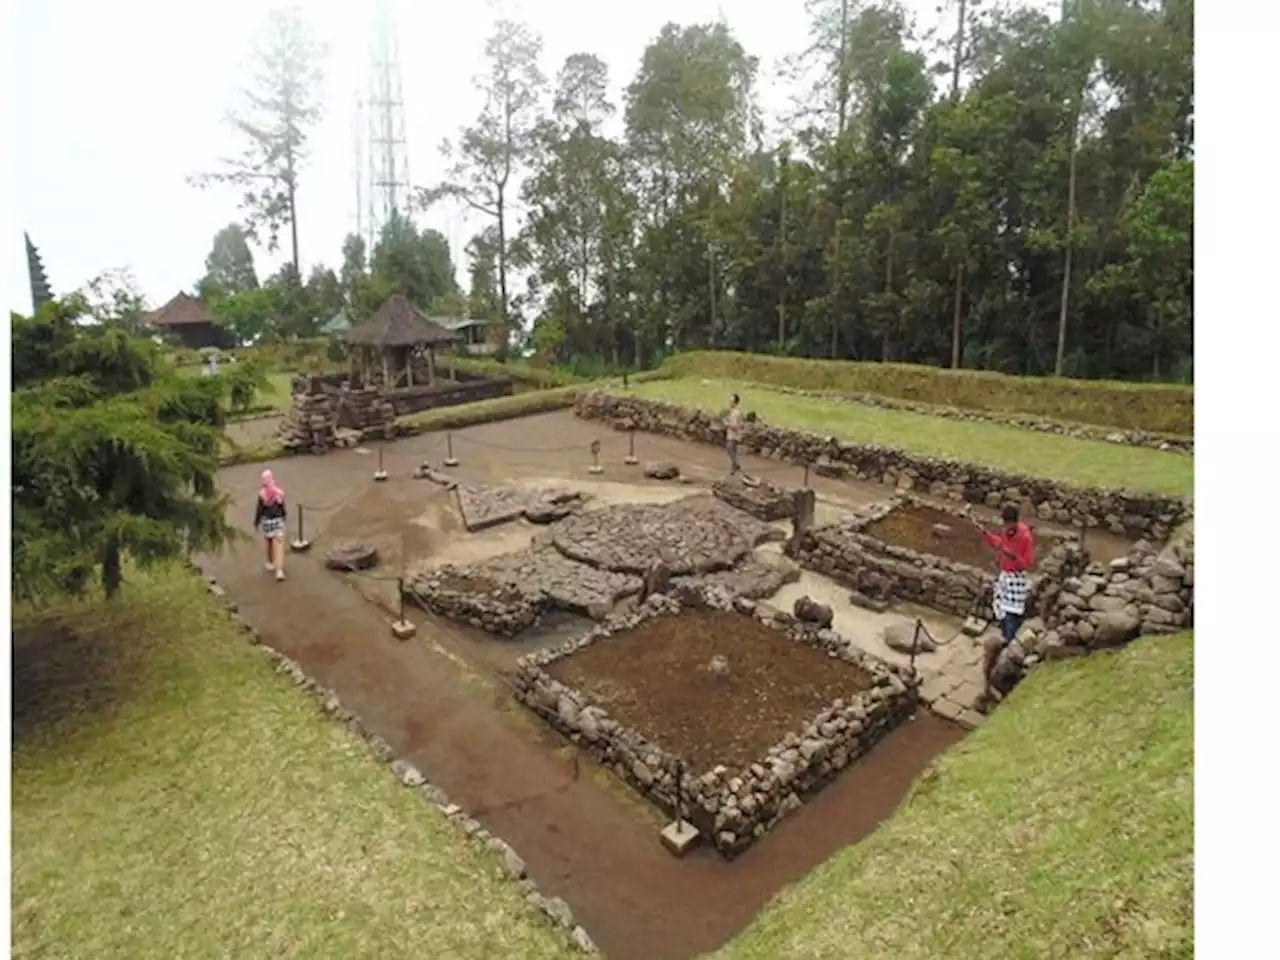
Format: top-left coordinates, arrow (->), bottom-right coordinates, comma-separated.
259,469 -> 284,506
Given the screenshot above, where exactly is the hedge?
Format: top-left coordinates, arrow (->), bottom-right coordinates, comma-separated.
660,351 -> 1194,437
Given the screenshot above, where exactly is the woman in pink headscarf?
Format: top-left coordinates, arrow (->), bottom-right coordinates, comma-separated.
253,469 -> 288,581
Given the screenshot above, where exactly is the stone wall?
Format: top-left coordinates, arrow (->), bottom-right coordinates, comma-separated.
576,391 -> 1191,540
787,495 -> 1087,619
711,474 -> 795,522
278,383 -> 337,454
407,565 -> 547,637
332,384 -> 398,436
511,585 -> 917,859
384,376 -> 513,416
1004,532 -> 1194,671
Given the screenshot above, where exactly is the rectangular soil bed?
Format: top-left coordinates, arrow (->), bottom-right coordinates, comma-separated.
547,608 -> 871,775
865,501 -> 1059,571
512,589 -> 918,858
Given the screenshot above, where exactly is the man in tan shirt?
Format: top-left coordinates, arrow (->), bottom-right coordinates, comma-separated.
724,393 -> 744,474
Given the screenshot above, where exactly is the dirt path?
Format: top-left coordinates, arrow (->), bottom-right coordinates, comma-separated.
208,412 -> 967,959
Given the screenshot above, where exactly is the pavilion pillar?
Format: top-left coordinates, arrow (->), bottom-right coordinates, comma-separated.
406,348 -> 414,387
382,351 -> 390,388
427,348 -> 436,385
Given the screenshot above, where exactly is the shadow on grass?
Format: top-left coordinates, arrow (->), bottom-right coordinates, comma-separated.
11,620 -> 144,748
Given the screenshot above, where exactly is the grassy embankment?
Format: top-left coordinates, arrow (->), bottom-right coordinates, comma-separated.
625,378 -> 1193,497
717,631 -> 1194,959
662,351 -> 1193,437
10,565 -> 576,959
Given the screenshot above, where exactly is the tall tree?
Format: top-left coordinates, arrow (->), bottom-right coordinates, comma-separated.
76,267 -> 150,333
369,212 -> 460,311
419,18 -> 545,360
625,21 -> 759,358
517,53 -> 628,361
198,223 -> 260,300
338,232 -> 369,312
12,298 -> 236,600
305,263 -> 344,321
190,6 -> 327,275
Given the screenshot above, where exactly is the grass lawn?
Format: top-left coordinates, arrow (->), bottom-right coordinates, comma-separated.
10,565 -> 575,960
260,370 -> 295,410
626,379 -> 1194,497
717,632 -> 1194,960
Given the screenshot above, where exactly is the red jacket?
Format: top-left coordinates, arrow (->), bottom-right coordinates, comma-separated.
983,522 -> 1035,572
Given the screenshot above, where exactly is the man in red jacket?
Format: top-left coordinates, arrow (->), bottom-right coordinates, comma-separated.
976,504 -> 1036,702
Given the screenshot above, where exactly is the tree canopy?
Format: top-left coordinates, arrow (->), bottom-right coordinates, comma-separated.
11,299 -> 238,601
485,0 -> 1193,380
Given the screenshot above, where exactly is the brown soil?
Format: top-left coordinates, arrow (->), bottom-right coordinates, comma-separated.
209,411 -> 967,960
868,502 -> 1054,570
548,609 -> 873,775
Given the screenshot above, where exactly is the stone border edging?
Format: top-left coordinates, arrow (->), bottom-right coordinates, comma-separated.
750,383 -> 1194,454
512,584 -> 918,859
577,391 -> 1192,540
193,562 -> 599,955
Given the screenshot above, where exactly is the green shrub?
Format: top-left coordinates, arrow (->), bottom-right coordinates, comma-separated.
660,351 -> 1193,436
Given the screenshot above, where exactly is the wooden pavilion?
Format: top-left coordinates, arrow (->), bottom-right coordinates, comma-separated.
344,294 -> 458,388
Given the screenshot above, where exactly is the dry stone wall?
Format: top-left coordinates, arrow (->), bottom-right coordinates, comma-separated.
577,392 -> 1191,540
711,474 -> 795,522
511,586 -> 917,859
384,376 -> 513,416
279,381 -> 338,454
1005,532 -> 1195,671
333,384 -> 397,437
788,495 -> 1087,619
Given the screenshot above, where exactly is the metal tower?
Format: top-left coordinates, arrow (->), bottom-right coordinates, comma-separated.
353,91 -> 366,247
366,0 -> 412,251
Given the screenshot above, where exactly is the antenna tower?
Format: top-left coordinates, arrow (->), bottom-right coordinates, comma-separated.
353,91 -> 366,246
366,0 -> 412,251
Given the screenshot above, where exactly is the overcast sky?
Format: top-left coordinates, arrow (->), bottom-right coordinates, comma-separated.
6,0 -> 1014,315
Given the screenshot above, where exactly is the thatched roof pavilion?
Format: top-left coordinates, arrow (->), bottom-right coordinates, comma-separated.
344,294 -> 458,387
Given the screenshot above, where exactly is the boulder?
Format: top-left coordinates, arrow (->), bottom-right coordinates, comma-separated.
324,541 -> 380,572
643,462 -> 680,480
1092,610 -> 1141,647
793,596 -> 834,628
881,620 -> 936,654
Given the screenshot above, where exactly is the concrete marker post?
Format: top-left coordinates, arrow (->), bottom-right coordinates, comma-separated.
391,576 -> 417,640
660,757 -> 699,856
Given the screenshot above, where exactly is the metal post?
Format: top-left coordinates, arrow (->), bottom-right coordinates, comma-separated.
374,446 -> 388,481
625,429 -> 638,465
290,504 -> 312,552
909,617 -> 922,680
674,759 -> 684,831
398,576 -> 405,623
444,431 -> 458,467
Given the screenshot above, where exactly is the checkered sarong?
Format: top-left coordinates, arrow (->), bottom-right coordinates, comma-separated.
261,516 -> 286,540
992,570 -> 1030,619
